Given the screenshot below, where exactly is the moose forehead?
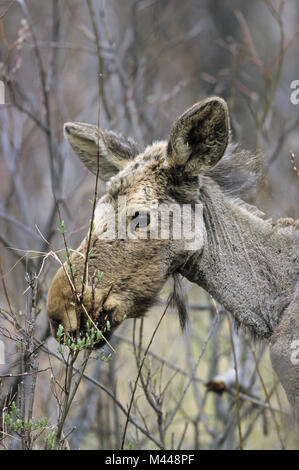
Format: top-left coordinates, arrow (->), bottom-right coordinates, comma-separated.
107,141 -> 168,200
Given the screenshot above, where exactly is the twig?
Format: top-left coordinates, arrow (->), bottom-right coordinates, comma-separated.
249,343 -> 285,449
121,298 -> 171,449
226,313 -> 243,450
290,150 -> 299,176
0,367 -> 51,378
0,0 -> 16,19
164,307 -> 220,432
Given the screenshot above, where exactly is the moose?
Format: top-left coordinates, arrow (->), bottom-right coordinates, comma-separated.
47,97 -> 299,422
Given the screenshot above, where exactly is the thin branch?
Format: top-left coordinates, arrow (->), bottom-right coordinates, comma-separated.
121,298 -> 171,450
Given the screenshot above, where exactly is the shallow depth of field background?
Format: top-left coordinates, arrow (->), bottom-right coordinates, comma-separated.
0,0 -> 299,450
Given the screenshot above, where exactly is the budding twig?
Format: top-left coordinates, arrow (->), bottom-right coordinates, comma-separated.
290,150 -> 299,176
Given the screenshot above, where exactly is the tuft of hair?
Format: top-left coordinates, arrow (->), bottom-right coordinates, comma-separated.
205,143 -> 263,198
169,273 -> 189,330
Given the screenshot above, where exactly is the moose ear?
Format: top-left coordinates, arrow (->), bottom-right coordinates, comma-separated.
64,122 -> 139,181
166,97 -> 229,175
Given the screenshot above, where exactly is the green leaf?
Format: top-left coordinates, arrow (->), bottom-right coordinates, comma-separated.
57,220 -> 65,234
56,324 -> 64,341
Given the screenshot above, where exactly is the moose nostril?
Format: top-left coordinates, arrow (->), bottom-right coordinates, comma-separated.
64,124 -> 71,135
100,306 -> 115,319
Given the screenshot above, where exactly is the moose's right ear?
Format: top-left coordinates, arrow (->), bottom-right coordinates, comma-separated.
64,122 -> 139,181
166,97 -> 229,175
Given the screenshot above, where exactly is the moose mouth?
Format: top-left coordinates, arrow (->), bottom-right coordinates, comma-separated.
64,121 -> 97,142
78,305 -> 118,350
93,330 -> 113,349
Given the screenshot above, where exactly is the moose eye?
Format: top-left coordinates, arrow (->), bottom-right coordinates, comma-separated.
131,211 -> 150,230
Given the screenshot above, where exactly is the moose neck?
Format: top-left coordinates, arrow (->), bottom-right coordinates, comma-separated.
180,179 -> 298,339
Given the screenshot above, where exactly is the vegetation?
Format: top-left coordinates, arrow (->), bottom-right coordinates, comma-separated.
0,0 -> 298,450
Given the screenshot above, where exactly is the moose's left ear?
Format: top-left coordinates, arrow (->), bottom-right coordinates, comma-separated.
166,97 -> 229,175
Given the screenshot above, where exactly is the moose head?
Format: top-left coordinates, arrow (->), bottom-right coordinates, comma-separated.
47,97 -> 230,347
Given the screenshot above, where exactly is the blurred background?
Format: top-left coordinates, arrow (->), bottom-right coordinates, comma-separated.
0,0 -> 299,450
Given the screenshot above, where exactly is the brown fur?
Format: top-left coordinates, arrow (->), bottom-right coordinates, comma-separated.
47,97 -> 299,419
